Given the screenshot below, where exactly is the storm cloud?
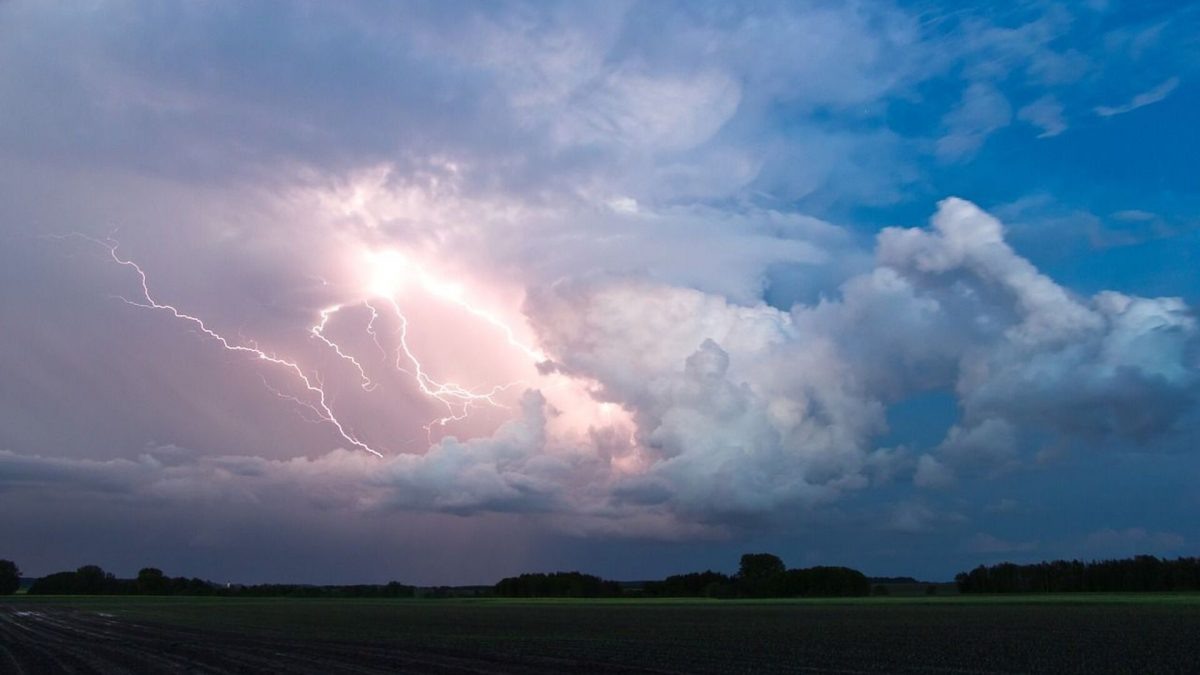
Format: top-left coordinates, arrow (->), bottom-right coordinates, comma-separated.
2,1 -> 1197,583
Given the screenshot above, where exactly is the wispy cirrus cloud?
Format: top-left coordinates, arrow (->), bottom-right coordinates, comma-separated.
1018,95 -> 1068,138
1094,76 -> 1180,117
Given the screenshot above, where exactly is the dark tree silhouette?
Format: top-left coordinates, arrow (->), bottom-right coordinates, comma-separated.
29,564 -> 416,597
643,571 -> 733,597
738,553 -> 786,580
74,565 -> 113,594
956,555 -> 1200,593
0,559 -> 19,595
724,554 -> 870,598
136,567 -> 168,595
777,567 -> 871,597
493,572 -> 622,598
737,553 -> 785,597
28,571 -> 78,594
28,565 -> 117,594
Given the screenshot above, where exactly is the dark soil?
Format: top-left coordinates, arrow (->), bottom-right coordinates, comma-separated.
0,604 -> 648,674
2,599 -> 1198,673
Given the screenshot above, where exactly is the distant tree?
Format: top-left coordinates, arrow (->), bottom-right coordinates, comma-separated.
75,565 -> 112,594
384,581 -> 416,598
738,553 -> 786,581
28,571 -> 79,594
737,553 -> 786,597
137,567 -> 168,595
27,565 -> 124,595
643,571 -> 733,598
872,584 -> 890,596
779,567 -> 871,597
0,560 -> 19,595
925,585 -> 938,596
954,571 -> 971,593
493,571 -> 621,598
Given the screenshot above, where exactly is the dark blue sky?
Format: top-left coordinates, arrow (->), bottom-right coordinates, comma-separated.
0,1 -> 1196,584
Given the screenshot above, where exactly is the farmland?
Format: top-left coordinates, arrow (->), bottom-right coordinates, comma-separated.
3,595 -> 1199,673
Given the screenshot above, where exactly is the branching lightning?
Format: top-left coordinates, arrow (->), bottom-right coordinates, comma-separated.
311,304 -> 378,391
367,250 -> 547,363
363,301 -> 389,360
86,238 -> 385,457
382,296 -> 520,434
60,235 -> 546,456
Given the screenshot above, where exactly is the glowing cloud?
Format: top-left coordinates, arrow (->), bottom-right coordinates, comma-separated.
66,235 -> 574,456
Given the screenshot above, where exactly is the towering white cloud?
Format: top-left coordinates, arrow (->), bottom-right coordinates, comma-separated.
509,198 -> 1197,522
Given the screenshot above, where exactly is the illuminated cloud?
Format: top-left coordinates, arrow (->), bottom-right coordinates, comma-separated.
1,2 -> 1197,582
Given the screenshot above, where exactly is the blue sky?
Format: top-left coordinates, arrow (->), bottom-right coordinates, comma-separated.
0,1 -> 1197,584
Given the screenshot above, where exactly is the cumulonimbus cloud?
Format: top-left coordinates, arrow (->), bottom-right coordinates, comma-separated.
7,198 -> 1191,539
1,4 -> 1197,580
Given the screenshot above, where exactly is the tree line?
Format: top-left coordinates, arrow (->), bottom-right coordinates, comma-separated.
493,571 -> 623,598
21,564 -> 415,598
955,555 -> 1200,593
3,554 -> 871,599
493,553 -> 871,598
15,553 -> 1195,598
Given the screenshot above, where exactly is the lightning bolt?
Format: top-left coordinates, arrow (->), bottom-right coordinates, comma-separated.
363,301 -> 389,359
59,234 -> 545,455
411,278 -> 547,363
355,248 -> 545,436
311,304 -> 378,391
83,238 -> 387,458
382,296 -> 520,436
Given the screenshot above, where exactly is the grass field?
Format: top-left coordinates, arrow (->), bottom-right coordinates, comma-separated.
4,594 -> 1200,673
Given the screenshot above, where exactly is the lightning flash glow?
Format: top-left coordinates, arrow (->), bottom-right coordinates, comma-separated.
364,250 -> 547,363
69,235 -> 554,457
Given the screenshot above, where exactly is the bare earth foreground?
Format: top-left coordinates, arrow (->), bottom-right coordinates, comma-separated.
2,596 -> 1199,674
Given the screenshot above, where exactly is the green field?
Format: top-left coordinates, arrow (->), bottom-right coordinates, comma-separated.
5,593 -> 1200,673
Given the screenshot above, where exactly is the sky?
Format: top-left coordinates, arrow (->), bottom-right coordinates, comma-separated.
1,1 -> 1198,585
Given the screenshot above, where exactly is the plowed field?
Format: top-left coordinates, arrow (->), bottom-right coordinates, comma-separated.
2,596 -> 1198,673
